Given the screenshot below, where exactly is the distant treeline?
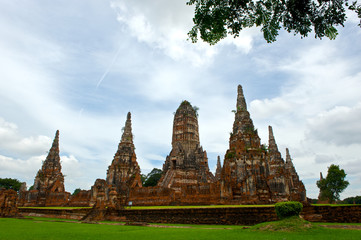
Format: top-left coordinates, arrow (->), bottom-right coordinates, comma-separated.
342,196 -> 361,204
0,178 -> 22,191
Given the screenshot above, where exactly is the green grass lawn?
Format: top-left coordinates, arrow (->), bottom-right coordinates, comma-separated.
311,204 -> 361,207
1,217 -> 360,240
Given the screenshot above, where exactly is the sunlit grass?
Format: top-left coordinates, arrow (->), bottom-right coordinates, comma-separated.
1,217 -> 360,240
311,204 -> 361,207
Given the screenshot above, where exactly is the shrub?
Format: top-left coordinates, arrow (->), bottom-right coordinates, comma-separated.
225,151 -> 235,159
275,201 -> 303,219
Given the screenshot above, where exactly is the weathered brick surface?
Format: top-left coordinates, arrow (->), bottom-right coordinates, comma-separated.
0,189 -> 20,217
18,131 -> 70,207
220,85 -> 306,204
302,205 -> 361,223
19,208 -> 89,220
112,207 -> 278,225
67,190 -> 91,207
157,101 -> 216,201
89,113 -> 142,208
19,205 -> 361,224
18,85 -> 307,207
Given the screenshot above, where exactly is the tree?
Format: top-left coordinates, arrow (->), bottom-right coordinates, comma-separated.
0,178 -> 22,191
342,195 -> 361,204
187,0 -> 361,43
317,164 -> 349,203
143,168 -> 163,187
72,188 -> 81,196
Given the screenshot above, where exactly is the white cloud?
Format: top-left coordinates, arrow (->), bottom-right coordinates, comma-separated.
143,154 -> 165,162
221,27 -> 261,53
306,103 -> 361,145
0,118 -> 52,158
110,0 -> 255,66
250,97 -> 293,120
0,1 -> 360,199
314,154 -> 338,164
0,154 -> 44,186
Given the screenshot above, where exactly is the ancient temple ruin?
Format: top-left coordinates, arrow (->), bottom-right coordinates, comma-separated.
106,112 -> 142,192
155,100 -> 218,203
18,130 -> 69,206
88,112 -> 143,208
158,101 -> 215,188
285,148 -> 307,201
0,189 -> 20,217
220,85 -> 306,204
17,85 -> 307,207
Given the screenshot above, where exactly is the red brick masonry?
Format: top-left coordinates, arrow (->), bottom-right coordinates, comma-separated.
19,205 -> 361,225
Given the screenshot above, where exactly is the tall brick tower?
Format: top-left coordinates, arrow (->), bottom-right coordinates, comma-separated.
220,85 -> 306,204
33,130 -> 65,193
30,130 -> 69,206
285,148 -> 306,201
158,101 -> 215,195
106,112 -> 142,193
221,85 -> 270,203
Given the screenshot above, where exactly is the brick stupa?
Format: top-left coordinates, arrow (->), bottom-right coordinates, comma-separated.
220,85 -> 306,203
19,130 -> 69,206
157,101 -> 217,203
106,112 -> 142,195
89,112 -> 142,208
285,148 -> 307,201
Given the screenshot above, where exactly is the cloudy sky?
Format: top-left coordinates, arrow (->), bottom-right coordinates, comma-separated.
1,1 -> 360,199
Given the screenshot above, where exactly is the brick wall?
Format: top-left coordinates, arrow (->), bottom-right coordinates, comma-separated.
19,205 -> 361,225
112,207 -> 278,225
302,205 -> 361,223
19,208 -> 89,220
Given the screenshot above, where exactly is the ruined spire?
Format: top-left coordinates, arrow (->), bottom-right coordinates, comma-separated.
320,172 -> 323,180
107,112 -> 142,189
120,112 -> 133,144
268,126 -> 278,152
33,130 -> 64,192
236,85 -> 247,112
215,156 -> 222,180
52,130 -> 59,149
286,148 -> 291,163
42,130 -> 61,170
285,148 -> 295,171
232,85 -> 256,135
171,100 -> 200,152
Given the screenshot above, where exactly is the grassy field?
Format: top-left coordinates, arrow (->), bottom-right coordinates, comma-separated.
1,217 -> 360,240
311,204 -> 361,207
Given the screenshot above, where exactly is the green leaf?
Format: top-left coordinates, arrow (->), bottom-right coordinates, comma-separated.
325,26 -> 338,40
